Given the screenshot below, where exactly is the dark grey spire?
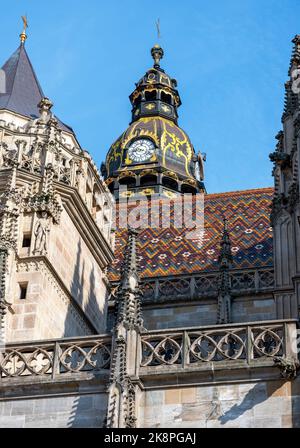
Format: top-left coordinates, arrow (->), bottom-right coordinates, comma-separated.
0,44 -> 44,118
0,44 -> 74,133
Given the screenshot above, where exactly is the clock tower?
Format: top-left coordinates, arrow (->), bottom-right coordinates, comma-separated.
102,45 -> 206,199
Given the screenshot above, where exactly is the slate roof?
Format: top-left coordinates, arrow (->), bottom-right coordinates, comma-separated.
0,44 -> 73,133
109,187 -> 274,280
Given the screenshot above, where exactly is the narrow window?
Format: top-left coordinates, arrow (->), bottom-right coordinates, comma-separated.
19,283 -> 28,300
22,234 -> 31,248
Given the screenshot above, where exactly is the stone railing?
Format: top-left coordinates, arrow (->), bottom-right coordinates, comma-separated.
140,320 -> 298,369
141,268 -> 274,302
0,335 -> 111,379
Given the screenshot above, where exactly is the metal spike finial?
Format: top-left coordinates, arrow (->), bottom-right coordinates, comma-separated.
151,19 -> 164,68
156,18 -> 161,40
20,15 -> 28,45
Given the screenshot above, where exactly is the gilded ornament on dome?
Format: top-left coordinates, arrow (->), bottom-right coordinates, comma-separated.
164,190 -> 177,198
163,170 -> 178,180
119,170 -> 135,179
160,75 -> 171,86
147,73 -> 156,83
145,103 -> 155,110
120,190 -> 134,198
141,188 -> 155,196
184,178 -> 197,187
161,104 -> 171,113
140,169 -> 157,177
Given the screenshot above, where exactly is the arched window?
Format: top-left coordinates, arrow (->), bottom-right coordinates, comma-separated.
181,184 -> 197,194
119,176 -> 136,188
140,174 -> 157,187
145,90 -> 157,101
162,176 -> 178,191
161,92 -> 172,105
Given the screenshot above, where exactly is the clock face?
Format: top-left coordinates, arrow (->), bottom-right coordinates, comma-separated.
127,139 -> 155,162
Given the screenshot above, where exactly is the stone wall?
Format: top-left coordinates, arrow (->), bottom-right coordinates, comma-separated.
6,259 -> 93,342
6,203 -> 110,342
139,379 -> 300,428
0,393 -> 107,428
47,208 -> 108,332
142,295 -> 276,330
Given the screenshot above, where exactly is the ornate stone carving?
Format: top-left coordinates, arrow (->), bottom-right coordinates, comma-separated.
287,181 -> 299,211
33,212 -> 51,255
37,97 -> 53,124
282,81 -> 299,121
0,336 -> 111,377
141,323 -> 285,367
274,356 -> 300,379
217,217 -> 233,324
106,229 -> 143,428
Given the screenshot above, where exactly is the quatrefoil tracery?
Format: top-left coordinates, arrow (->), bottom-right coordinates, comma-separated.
141,337 -> 182,366
189,331 -> 245,362
0,348 -> 53,377
252,328 -> 283,357
59,342 -> 111,372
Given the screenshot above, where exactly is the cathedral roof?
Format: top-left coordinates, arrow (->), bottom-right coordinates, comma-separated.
109,187 -> 274,280
0,43 -> 74,134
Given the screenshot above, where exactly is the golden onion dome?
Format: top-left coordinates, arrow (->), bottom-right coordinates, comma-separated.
105,116 -> 196,180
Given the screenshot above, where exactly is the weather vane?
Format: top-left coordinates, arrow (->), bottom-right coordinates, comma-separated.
155,18 -> 161,40
20,15 -> 28,44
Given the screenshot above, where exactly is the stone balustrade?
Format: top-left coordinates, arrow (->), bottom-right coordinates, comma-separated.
141,267 -> 275,303
0,334 -> 111,379
140,319 -> 298,370
1,319 -> 297,384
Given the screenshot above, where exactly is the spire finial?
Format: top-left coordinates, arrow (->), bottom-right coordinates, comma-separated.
151,44 -> 164,68
20,15 -> 28,45
120,227 -> 140,291
151,19 -> 164,68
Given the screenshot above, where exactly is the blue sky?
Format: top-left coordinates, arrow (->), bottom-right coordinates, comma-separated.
1,0 -> 299,193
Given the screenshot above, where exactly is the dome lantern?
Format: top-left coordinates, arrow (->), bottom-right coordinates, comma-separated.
103,45 -> 206,199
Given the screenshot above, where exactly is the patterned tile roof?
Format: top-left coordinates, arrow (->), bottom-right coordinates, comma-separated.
109,187 -> 274,281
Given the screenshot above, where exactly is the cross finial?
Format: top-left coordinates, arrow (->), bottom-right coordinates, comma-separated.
156,18 -> 161,40
151,19 -> 164,68
20,15 -> 28,45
